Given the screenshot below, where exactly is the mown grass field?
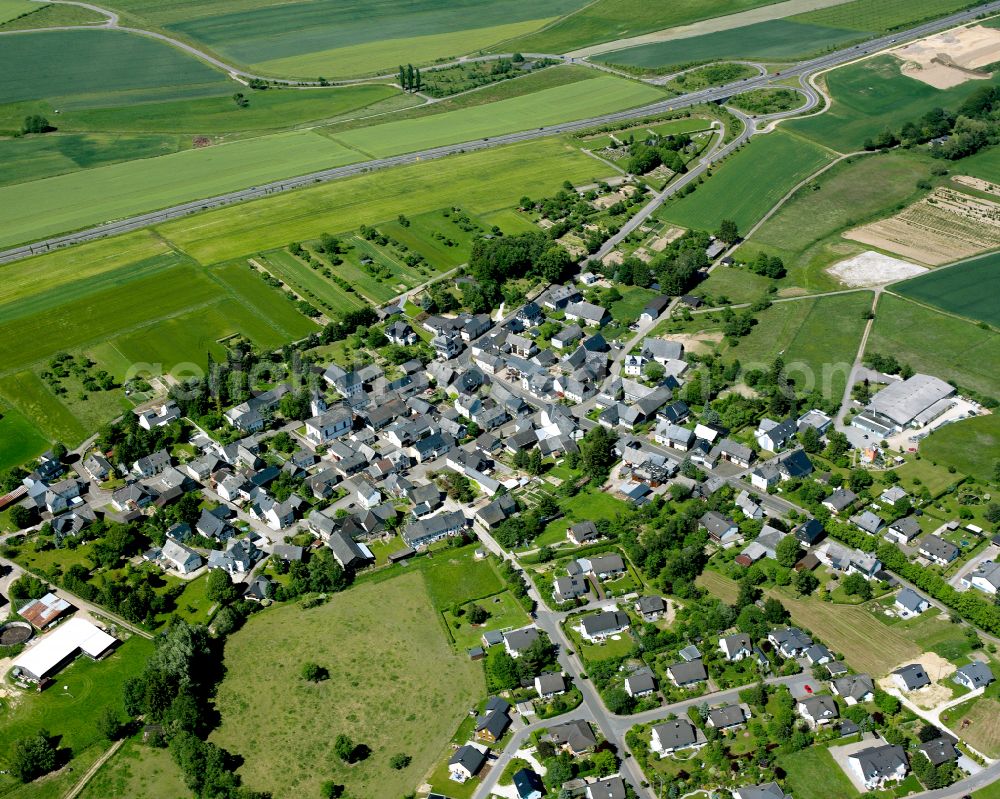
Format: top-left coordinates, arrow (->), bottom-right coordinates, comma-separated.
503,0 -> 783,56
777,746 -> 859,799
0,637 -> 155,797
922,415 -> 1000,483
787,55 -> 1000,153
211,571 -> 484,799
329,75 -> 664,159
78,736 -> 188,799
0,1 -> 104,30
0,397 -> 49,471
0,0 -> 34,24
660,129 -> 835,235
0,130 -> 364,249
257,250 -> 369,311
127,0 -> 585,77
869,293 -> 1000,399
893,251 -> 1000,326
745,149 -> 935,292
155,138 -> 603,264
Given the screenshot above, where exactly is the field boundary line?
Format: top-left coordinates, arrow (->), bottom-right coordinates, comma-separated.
62,737 -> 126,799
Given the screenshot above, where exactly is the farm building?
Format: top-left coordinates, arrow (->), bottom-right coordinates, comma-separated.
12,618 -> 117,682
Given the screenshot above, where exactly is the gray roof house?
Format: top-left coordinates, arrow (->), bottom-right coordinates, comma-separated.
580,610 -> 630,642
700,511 -> 740,546
893,663 -> 930,692
850,511 -> 884,535
919,737 -> 959,766
504,627 -> 541,658
667,659 -> 708,687
161,538 -> 203,575
768,627 -> 813,658
625,668 -> 657,697
895,588 -> 930,616
954,662 -> 995,691
448,744 -> 487,782
547,719 -> 597,755
831,674 -> 875,705
586,775 -> 627,799
651,719 -> 702,755
707,704 -> 748,729
918,534 -> 959,566
797,696 -> 839,727
554,575 -> 589,603
719,633 -> 753,661
848,744 -> 908,791
733,784 -> 790,799
886,516 -> 922,544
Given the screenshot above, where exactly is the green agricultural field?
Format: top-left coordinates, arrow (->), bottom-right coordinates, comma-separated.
787,55 -> 1000,153
257,250 -> 369,314
597,19 -> 866,71
78,736 -> 188,799
329,75 -> 664,159
15,83 -> 401,135
206,261 -> 322,340
0,637 -> 155,797
0,133 -> 188,187
746,149 -> 934,291
0,130 -> 364,249
791,0 -> 977,32
660,129 -> 835,235
869,293 -> 1000,399
921,415 -> 1000,483
0,1 -> 104,30
503,0 -> 784,56
211,571 -> 484,799
0,0 -> 35,24
695,265 -> 779,304
125,0 -> 587,77
154,138 -> 604,264
380,208 -> 488,269
0,30 -> 229,111
0,397 -> 49,471
959,145 -> 1000,183
893,251 -> 1000,326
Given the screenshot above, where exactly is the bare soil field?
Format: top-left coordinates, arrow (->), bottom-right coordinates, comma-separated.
827,250 -> 927,287
879,653 -> 955,710
894,24 -> 1000,88
845,186 -> 1000,264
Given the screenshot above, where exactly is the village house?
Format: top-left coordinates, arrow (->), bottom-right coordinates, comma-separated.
634,595 -> 667,621
848,745 -> 909,791
965,560 -> 1000,594
161,537 -> 203,575
554,575 -> 589,603
831,674 -> 875,705
504,627 -> 540,658
449,744 -> 487,782
719,633 -> 753,661
893,663 -> 931,692
700,511 -> 741,547
797,696 -> 839,728
953,662 -> 994,691
625,668 -> 657,698
136,401 -> 180,430
403,509 -> 467,548
768,627 -> 813,658
667,658 -> 708,687
547,719 -> 597,755
918,534 -> 959,566
755,418 -> 798,452
564,301 -> 609,327
304,404 -> 353,445
885,516 -> 922,545
822,488 -> 857,515
579,610 -> 630,642
894,588 -> 931,618
650,719 -> 704,756
568,520 -> 601,546
534,672 -> 567,699
707,704 -> 748,730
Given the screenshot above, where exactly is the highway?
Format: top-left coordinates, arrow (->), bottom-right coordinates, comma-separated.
4,0 -> 1000,266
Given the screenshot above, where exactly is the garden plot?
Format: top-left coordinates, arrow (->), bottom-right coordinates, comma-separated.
952,174 -> 1000,195
827,250 -> 927,287
844,186 -> 1000,264
894,24 -> 1000,88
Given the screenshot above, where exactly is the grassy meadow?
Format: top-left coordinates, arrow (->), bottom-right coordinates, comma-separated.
921,415 -> 1000,482
78,737 -> 188,799
893,251 -> 1000,326
869,293 -> 1000,399
211,571 -> 484,799
660,129 -> 836,235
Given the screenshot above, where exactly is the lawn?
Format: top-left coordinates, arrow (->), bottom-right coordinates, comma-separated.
78,736 -> 188,799
777,746 -> 859,799
921,415 -> 1000,483
745,149 -> 935,292
892,457 -> 965,497
0,636 -> 155,796
537,488 -> 631,547
695,265 -> 780,304
210,571 -> 484,799
786,55 -> 1000,153
505,0 -> 788,56
154,137 -> 603,265
660,130 -> 836,235
0,130 -> 365,249
443,590 -> 531,650
597,19 -> 866,71
720,291 -> 873,401
158,574 -> 215,627
868,293 -> 1000,400
328,76 -> 665,159
893,250 -> 1000,327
